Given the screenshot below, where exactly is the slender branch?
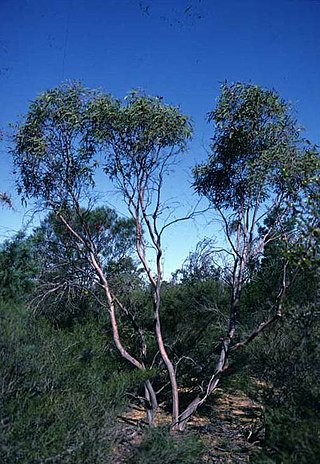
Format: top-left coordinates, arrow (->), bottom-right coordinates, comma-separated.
217,207 -> 241,258
159,206 -> 210,236
231,262 -> 288,351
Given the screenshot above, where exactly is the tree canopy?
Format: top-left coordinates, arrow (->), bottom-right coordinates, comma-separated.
12,83 -> 110,207
194,82 -> 317,211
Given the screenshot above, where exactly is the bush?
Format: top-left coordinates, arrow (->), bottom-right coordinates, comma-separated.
249,305 -> 320,463
128,426 -> 205,464
0,301 -> 148,463
252,406 -> 320,464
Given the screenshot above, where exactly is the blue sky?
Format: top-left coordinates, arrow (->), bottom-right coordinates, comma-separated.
0,0 -> 319,276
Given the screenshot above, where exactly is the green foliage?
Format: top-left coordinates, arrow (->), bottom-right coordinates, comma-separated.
128,426 -> 205,464
194,82 -> 314,210
90,91 -> 192,238
252,406 -> 320,464
92,90 -> 192,180
246,303 -> 320,463
8,80 -> 320,459
258,309 -> 320,407
28,206 -> 137,326
0,127 -> 12,207
13,83 -> 192,211
240,219 -> 319,333
160,278 -> 228,352
33,206 -> 136,260
172,239 -> 221,284
12,82 -> 109,207
0,191 -> 12,207
192,82 -> 319,372
0,301 -> 148,463
0,232 -> 38,301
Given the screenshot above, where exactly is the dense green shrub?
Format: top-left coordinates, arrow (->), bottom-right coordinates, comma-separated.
128,426 -> 205,464
0,232 -> 38,302
160,279 -> 229,354
252,406 -> 320,464
249,305 -> 320,463
0,301 -> 149,463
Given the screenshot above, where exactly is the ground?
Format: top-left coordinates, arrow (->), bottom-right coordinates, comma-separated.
112,387 -> 264,463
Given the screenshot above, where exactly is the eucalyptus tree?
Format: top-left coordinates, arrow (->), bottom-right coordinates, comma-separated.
91,90 -> 193,426
11,83 -> 160,425
12,83 -> 195,427
13,80 -> 317,433
179,82 -> 319,429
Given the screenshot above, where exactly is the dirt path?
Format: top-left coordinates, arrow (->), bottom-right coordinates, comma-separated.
189,388 -> 264,462
112,388 -> 264,463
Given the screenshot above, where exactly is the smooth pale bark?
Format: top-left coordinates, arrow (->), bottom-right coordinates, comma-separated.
154,297 -> 180,425
176,337 -> 230,431
133,199 -> 180,426
177,262 -> 288,431
91,251 -> 159,425
58,212 -> 159,425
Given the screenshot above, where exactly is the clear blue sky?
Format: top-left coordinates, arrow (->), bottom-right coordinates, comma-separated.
0,0 -> 319,276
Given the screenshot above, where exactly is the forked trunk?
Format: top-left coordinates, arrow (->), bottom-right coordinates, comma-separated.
90,252 -> 159,424
154,303 -> 180,426
145,380 -> 158,426
176,337 -> 230,431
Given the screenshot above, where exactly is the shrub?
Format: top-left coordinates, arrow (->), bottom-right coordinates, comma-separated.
252,406 -> 320,464
0,301 -> 148,463
249,305 -> 320,463
128,426 -> 205,464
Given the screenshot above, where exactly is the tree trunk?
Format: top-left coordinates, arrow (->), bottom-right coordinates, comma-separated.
145,380 -> 158,426
177,337 -> 230,431
154,298 -> 180,426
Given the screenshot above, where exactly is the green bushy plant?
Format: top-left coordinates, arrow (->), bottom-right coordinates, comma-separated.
249,305 -> 320,463
128,426 -> 205,464
0,232 -> 38,302
252,406 -> 320,464
0,301 -> 150,463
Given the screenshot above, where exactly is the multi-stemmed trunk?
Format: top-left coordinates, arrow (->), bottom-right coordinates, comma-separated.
91,253 -> 159,426
58,212 -> 159,426
153,287 -> 180,426
176,226 -> 248,431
